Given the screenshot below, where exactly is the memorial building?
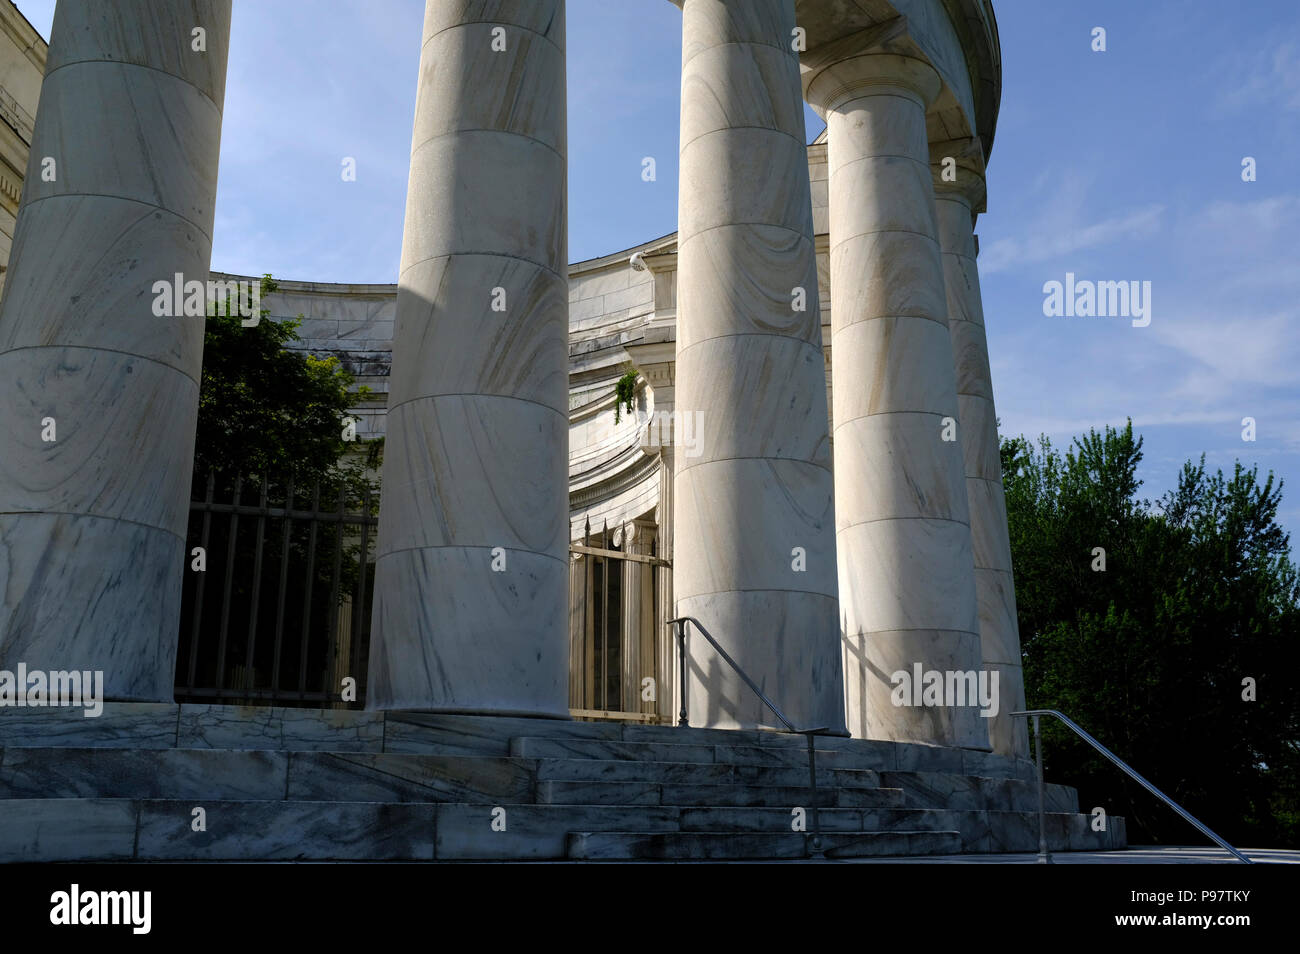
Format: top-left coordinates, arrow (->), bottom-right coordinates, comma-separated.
0,0 -> 1125,861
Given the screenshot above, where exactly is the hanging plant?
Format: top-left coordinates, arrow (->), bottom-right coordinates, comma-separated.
614,367 -> 639,424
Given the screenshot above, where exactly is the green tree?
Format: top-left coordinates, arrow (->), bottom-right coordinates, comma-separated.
1003,420 -> 1300,846
194,275 -> 373,489
178,276 -> 380,706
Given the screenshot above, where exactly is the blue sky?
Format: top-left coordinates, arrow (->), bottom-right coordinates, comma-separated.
15,0 -> 1300,542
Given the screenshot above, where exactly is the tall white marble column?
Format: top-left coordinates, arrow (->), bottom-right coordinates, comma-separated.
367,0 -> 570,715
806,54 -> 988,748
673,0 -> 846,733
932,145 -> 1029,758
0,1 -> 231,701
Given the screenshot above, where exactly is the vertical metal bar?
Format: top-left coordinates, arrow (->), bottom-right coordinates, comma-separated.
676,619 -> 688,727
1034,715 -> 1052,864
270,476 -> 294,699
186,470 -> 216,691
601,520 -> 609,712
567,549 -> 576,709
620,520 -> 627,715
214,474 -> 243,694
297,480 -> 321,696
350,484 -> 371,704
649,539 -> 658,717
243,475 -> 269,698
806,732 -> 824,858
582,517 -> 591,709
326,484 -> 345,701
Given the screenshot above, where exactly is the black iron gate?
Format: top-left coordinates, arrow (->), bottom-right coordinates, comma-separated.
175,472 -> 377,708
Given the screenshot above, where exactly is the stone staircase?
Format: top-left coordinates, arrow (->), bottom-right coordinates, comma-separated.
0,704 -> 1125,861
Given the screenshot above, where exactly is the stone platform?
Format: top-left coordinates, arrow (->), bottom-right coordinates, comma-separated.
0,704 -> 1125,861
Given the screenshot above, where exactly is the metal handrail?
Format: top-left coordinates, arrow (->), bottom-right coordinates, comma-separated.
669,616 -> 829,857
1011,709 -> 1251,864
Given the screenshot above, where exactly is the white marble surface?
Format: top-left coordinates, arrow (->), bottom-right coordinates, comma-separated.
385,255 -> 568,412
935,186 -> 1029,758
0,349 -> 198,532
368,545 -> 568,715
674,224 -> 821,352
674,458 -> 838,600
376,395 -> 568,557
793,0 -> 993,168
0,513 -> 184,701
673,0 -> 844,733
367,0 -> 570,715
0,1 -> 231,701
808,53 -> 986,749
674,336 -> 831,468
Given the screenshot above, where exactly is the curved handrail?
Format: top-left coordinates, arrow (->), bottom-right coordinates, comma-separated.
668,615 -> 828,856
669,615 -> 821,734
1012,709 -> 1251,864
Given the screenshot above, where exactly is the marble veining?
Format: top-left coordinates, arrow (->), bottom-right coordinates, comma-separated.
673,0 -> 845,734
936,185 -> 1029,758
367,0 -> 571,714
0,1 -> 231,701
808,53 -> 986,750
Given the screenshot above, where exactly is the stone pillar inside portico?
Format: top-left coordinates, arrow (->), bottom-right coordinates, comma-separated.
367,0 -> 571,716
626,309 -> 679,726
0,0 -> 232,701
672,0 -> 846,733
619,519 -> 658,719
932,141 -> 1029,758
806,52 -> 988,749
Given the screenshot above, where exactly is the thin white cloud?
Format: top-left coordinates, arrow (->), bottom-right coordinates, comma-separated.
980,204 -> 1165,274
1210,37 -> 1300,117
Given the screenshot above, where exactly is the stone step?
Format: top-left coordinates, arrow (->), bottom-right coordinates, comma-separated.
709,743 -> 875,769
384,712 -> 625,756
0,798 -> 437,862
566,829 -> 964,860
613,726 -> 1014,779
984,810 -> 1127,853
1,745 -> 894,802
0,747 -> 535,803
434,804 -> 682,860
0,795 -> 1116,862
532,756 -> 884,789
536,779 -> 907,808
392,717 -> 1008,774
621,724 -> 785,746
0,704 -> 1039,782
436,804 -> 882,860
512,735 -> 894,771
509,737 -> 717,763
879,770 -> 1079,813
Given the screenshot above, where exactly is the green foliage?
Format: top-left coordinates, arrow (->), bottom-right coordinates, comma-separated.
1004,420 -> 1300,846
613,367 -> 638,424
195,274 -> 373,491
179,275 -> 379,705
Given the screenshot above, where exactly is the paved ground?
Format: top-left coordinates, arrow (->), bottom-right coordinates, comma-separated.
837,847 -> 1299,863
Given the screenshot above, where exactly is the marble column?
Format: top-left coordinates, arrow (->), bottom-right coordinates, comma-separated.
367,1 -> 570,715
0,1 -> 231,701
653,441 -> 676,726
674,0 -> 846,733
806,54 -> 988,749
932,149 -> 1029,758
